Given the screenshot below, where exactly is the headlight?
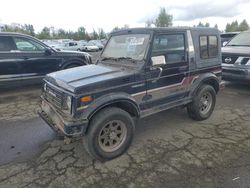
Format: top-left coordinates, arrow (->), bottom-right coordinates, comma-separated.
66,96 -> 72,110
43,83 -> 47,91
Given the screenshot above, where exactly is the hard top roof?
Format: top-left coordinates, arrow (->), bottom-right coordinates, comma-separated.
111,27 -> 219,35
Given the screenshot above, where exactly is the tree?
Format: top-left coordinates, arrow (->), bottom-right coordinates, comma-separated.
77,27 -> 87,40
196,22 -> 210,28
155,8 -> 173,27
98,28 -> 106,39
225,21 -> 239,32
197,22 -> 204,27
239,19 -> 249,31
205,23 -> 210,27
92,29 -> 99,40
37,27 -> 50,39
23,24 -> 35,36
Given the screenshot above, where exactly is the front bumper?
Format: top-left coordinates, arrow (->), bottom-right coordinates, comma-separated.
222,65 -> 250,81
38,99 -> 88,137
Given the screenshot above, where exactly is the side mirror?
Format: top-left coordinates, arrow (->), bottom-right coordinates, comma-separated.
44,48 -> 52,56
151,55 -> 166,66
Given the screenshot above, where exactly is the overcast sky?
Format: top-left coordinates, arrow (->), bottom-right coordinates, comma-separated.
0,0 -> 250,33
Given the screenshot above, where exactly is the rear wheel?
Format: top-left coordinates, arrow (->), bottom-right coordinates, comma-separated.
83,107 -> 135,161
187,84 -> 216,121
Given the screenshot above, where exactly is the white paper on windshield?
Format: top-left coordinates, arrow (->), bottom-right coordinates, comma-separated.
127,37 -> 145,45
151,56 -> 166,65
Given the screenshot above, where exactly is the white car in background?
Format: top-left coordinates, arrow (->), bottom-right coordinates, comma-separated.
78,40 -> 99,52
56,41 -> 84,51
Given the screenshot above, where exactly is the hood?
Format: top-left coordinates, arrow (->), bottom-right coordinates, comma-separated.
222,46 -> 250,55
54,49 -> 90,56
45,64 -> 135,94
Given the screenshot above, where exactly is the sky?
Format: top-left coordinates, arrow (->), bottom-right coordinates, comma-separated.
0,0 -> 250,33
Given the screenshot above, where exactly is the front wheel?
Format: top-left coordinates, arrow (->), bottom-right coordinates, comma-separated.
83,107 -> 135,161
187,84 -> 216,121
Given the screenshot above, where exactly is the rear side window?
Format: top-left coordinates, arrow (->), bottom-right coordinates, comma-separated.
0,36 -> 15,51
199,35 -> 218,59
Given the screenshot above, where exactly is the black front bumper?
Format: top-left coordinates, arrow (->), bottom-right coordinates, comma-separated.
222,66 -> 250,81
38,100 -> 89,137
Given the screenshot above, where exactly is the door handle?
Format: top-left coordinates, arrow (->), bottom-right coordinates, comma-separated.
150,66 -> 163,83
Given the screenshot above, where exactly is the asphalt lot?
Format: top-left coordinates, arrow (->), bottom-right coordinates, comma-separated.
0,79 -> 250,187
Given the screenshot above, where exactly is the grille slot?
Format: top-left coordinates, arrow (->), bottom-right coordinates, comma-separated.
44,85 -> 63,109
241,58 -> 250,65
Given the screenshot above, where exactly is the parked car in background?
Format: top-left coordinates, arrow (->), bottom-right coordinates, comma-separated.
78,40 -> 99,52
88,40 -> 104,50
220,32 -> 239,46
222,31 -> 250,82
39,27 -> 222,161
56,41 -> 85,51
0,32 -> 92,87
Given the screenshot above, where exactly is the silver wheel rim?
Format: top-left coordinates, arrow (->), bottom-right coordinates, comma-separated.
98,120 -> 127,152
199,92 -> 212,115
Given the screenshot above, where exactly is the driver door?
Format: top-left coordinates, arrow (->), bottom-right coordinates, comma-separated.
143,32 -> 189,110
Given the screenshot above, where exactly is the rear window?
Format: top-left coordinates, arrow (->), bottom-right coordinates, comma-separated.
199,35 -> 218,59
0,36 -> 15,51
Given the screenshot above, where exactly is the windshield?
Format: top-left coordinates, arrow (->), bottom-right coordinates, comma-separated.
102,34 -> 150,61
227,32 -> 250,46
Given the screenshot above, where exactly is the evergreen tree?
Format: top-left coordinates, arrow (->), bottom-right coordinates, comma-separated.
155,8 -> 173,27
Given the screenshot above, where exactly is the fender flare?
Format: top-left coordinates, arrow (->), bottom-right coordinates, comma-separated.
189,73 -> 220,97
81,92 -> 140,121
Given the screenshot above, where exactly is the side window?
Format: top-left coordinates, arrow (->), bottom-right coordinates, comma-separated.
152,34 -> 185,64
199,35 -> 218,59
13,37 -> 45,52
0,36 -> 15,51
208,36 -> 218,57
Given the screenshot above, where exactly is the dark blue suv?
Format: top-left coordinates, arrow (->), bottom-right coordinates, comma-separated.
39,27 -> 222,161
0,32 -> 91,87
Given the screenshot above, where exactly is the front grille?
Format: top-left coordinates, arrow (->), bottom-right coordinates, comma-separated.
222,55 -> 250,65
44,84 -> 63,109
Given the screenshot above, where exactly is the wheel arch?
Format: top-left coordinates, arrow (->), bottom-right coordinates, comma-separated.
190,73 -> 220,97
84,94 -> 140,134
61,59 -> 86,69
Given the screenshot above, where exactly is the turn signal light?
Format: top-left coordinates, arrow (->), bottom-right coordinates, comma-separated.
80,96 -> 93,103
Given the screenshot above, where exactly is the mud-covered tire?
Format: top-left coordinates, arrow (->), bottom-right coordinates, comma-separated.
187,84 -> 216,121
83,107 -> 135,161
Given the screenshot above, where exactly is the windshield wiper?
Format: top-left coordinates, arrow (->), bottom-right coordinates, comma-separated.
101,57 -> 137,63
101,57 -> 117,61
116,57 -> 136,63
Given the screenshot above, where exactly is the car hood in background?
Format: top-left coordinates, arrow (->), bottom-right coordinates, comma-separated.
222,46 -> 250,55
54,49 -> 90,56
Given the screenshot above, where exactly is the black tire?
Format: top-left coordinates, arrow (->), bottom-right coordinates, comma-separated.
187,84 -> 216,121
83,107 -> 135,161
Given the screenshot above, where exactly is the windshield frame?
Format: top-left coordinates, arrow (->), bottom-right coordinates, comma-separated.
100,31 -> 152,65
